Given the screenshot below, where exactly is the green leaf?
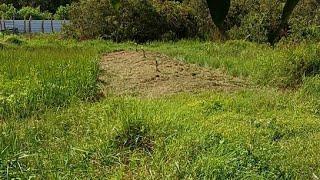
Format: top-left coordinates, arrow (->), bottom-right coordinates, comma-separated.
111,0 -> 121,10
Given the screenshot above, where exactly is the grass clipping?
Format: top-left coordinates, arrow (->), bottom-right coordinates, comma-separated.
100,51 -> 247,97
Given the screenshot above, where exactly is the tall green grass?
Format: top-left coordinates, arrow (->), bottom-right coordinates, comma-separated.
1,90 -> 319,178
146,40 -> 320,88
1,35 -> 320,178
0,40 -> 99,119
1,36 -> 319,118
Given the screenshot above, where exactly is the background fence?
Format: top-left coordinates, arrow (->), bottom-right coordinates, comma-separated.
0,19 -> 70,33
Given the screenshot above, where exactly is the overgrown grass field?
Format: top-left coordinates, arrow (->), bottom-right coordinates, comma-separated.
0,35 -> 320,179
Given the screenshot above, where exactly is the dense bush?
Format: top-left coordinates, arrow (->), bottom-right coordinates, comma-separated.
183,0 -> 320,43
0,3 -> 67,20
224,0 -> 320,43
67,0 -> 201,42
2,0 -> 319,43
182,0 -> 214,39
0,3 -> 16,18
67,0 -> 117,40
113,0 -> 165,42
285,1 -> 320,42
0,0 -> 75,13
156,1 -> 199,40
54,4 -> 70,20
17,6 -> 43,19
226,0 -> 281,43
18,6 -> 53,20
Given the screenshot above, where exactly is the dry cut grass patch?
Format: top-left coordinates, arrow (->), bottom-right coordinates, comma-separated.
100,51 -> 248,97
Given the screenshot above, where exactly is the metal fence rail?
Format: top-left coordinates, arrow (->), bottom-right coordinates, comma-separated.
0,20 -> 70,33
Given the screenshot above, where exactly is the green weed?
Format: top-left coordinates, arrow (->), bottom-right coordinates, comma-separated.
5,36 -> 24,45
1,35 -> 320,179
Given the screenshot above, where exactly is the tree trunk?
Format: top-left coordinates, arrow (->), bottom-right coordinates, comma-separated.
269,0 -> 301,44
206,0 -> 231,40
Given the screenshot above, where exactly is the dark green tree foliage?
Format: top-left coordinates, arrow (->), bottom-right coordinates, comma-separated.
116,0 -> 165,42
0,3 -> 16,18
0,0 -> 76,12
54,5 -> 70,20
206,0 -> 302,43
68,0 -> 200,42
206,0 -> 230,38
18,6 -> 43,19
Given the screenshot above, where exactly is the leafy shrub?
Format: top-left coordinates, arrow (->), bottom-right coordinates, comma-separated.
41,11 -> 53,20
230,0 -> 320,43
182,0 -> 214,39
17,6 -> 43,20
0,3 -> 16,19
54,4 -> 70,20
226,0 -> 280,43
67,0 -> 202,42
185,0 -> 320,43
228,12 -> 267,43
67,0 -> 117,40
113,0 -> 165,42
0,3 -> 54,20
284,1 -> 320,43
157,1 -> 199,40
275,1 -> 320,43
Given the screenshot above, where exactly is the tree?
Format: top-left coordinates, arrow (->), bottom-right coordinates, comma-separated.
0,0 -> 77,13
0,3 -> 16,18
18,6 -> 42,19
206,0 -> 302,43
269,0 -> 301,43
205,0 -> 230,40
54,5 -> 70,20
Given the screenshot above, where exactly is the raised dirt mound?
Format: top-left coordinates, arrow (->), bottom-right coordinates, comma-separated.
99,51 -> 247,97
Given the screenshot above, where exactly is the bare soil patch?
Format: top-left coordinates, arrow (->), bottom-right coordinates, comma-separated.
99,51 -> 248,97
